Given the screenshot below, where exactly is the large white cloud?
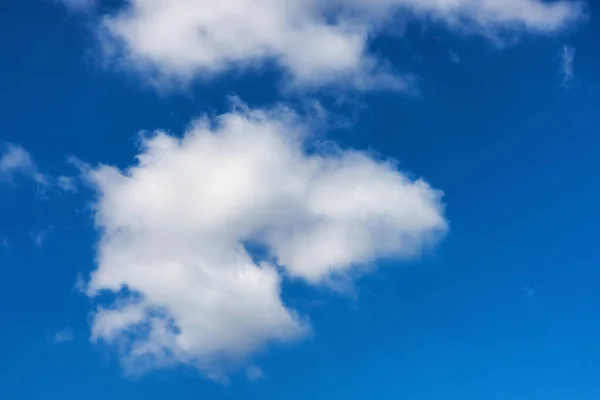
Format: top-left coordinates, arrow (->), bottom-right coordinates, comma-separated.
84,103 -> 446,376
100,0 -> 583,89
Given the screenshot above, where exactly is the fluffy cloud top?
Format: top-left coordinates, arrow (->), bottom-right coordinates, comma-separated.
101,0 -> 583,89
85,104 -> 446,376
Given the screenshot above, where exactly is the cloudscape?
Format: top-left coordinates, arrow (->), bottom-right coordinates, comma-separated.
2,1 -> 599,399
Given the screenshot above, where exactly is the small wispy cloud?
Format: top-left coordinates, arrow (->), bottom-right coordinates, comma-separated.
31,226 -> 52,248
448,49 -> 461,64
0,143 -> 48,187
1,143 -> 80,196
57,176 -> 78,193
51,327 -> 75,344
245,366 -> 266,382
558,45 -> 576,87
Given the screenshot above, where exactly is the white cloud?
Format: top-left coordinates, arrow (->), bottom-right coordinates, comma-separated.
83,102 -> 446,377
558,45 -> 576,87
0,143 -> 48,186
100,0 -> 583,89
379,0 -> 583,32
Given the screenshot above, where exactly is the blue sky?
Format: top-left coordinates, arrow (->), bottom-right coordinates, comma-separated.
2,0 -> 600,399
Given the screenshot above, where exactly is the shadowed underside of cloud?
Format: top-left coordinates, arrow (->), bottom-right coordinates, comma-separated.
84,103 -> 446,377
100,0 -> 584,90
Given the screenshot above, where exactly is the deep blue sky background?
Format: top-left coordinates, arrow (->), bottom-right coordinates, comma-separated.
2,1 -> 600,399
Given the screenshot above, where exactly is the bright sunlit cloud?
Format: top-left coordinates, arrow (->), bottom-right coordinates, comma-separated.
99,0 -> 583,89
83,102 -> 446,377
